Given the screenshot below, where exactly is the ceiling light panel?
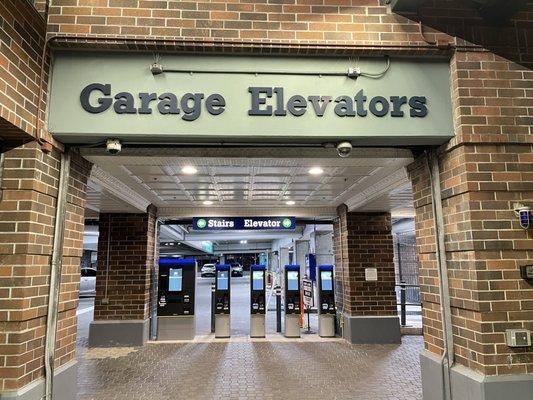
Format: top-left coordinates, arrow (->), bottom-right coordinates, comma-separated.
308,167 -> 324,175
181,166 -> 198,175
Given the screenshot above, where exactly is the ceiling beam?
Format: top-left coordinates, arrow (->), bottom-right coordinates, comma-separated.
157,206 -> 338,218
344,167 -> 411,211
89,165 -> 151,213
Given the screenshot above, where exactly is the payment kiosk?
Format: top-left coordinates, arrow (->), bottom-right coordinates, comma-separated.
157,258 -> 196,340
317,265 -> 336,337
250,264 -> 266,338
214,264 -> 231,338
284,265 -> 301,338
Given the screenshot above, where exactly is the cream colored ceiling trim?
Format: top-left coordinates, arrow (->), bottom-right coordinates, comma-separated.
81,147 -> 414,160
157,206 -> 337,218
391,208 -> 416,219
89,165 -> 151,212
345,168 -> 410,211
160,225 -> 185,241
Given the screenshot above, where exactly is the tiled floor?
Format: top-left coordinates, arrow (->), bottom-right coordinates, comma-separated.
76,276 -> 423,400
77,337 -> 423,400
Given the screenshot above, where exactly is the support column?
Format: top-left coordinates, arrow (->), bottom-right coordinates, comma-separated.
408,52 -> 533,400
314,230 -> 334,267
279,247 -> 290,269
0,143 -> 91,400
333,206 -> 400,344
89,205 -> 157,347
295,240 -> 309,277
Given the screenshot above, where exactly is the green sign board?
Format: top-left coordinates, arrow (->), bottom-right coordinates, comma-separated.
49,52 -> 453,145
193,217 -> 296,231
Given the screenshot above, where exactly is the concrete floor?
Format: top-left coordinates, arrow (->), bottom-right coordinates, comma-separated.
75,275 -> 424,399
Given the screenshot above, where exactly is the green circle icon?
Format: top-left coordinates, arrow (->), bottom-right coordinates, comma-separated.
282,218 -> 293,229
196,218 -> 207,229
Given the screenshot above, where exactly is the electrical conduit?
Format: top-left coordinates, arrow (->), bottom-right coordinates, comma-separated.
43,150 -> 71,399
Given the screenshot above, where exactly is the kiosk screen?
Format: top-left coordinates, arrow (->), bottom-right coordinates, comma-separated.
217,271 -> 229,290
287,271 -> 299,291
320,270 -> 333,291
252,271 -> 264,291
168,268 -> 183,292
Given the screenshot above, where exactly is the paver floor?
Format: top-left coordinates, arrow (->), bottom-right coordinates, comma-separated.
76,276 -> 423,400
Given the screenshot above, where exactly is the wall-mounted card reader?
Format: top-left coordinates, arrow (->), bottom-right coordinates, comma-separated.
214,264 -> 231,338
284,265 -> 301,338
157,258 -> 196,340
250,264 -> 266,338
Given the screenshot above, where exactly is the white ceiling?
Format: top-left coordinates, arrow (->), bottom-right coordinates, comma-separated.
81,147 -> 414,218
85,180 -> 141,215
358,183 -> 414,215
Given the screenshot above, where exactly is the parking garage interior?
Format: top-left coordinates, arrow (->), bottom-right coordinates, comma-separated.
75,145 -> 422,344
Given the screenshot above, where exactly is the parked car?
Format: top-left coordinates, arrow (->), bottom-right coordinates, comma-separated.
200,263 -> 216,277
230,263 -> 243,277
79,267 -> 96,297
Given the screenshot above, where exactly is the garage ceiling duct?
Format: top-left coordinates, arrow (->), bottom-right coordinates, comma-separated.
389,0 -> 528,24
466,0 -> 528,23
387,0 -> 426,12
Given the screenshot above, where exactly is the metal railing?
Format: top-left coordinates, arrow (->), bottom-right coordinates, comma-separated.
396,283 -> 421,327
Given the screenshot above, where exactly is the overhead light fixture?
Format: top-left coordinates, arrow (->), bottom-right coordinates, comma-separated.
203,200 -> 213,205
181,166 -> 198,175
286,200 -> 295,205
240,240 -> 248,244
308,167 -> 324,175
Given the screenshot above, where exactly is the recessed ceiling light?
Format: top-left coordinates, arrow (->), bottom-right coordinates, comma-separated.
203,200 -> 213,205
308,167 -> 324,175
181,166 -> 198,175
240,240 -> 248,244
286,200 -> 295,205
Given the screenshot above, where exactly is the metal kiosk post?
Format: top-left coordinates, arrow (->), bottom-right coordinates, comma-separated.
214,263 -> 231,338
157,258 -> 196,340
250,264 -> 266,338
284,264 -> 301,338
317,265 -> 336,337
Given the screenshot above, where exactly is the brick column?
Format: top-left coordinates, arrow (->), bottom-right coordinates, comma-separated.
408,51 -> 533,399
333,206 -> 400,344
89,205 -> 157,347
0,143 -> 91,399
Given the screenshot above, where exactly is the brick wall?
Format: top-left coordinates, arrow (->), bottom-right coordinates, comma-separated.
409,147 -> 533,375
0,0 -> 46,147
0,142 -> 91,392
34,1 -> 48,15
44,0 -> 453,54
333,209 -> 397,317
407,51 -> 533,376
94,205 -> 157,321
401,1 -> 533,377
